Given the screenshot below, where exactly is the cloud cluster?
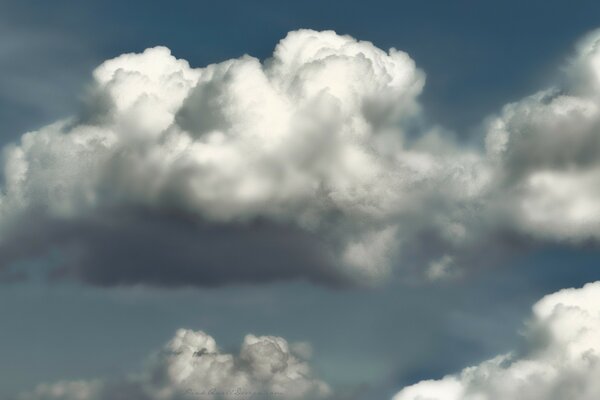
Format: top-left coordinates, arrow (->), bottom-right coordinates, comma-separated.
3,28 -> 600,287
393,281 -> 600,400
0,29 -> 487,286
17,329 -> 331,400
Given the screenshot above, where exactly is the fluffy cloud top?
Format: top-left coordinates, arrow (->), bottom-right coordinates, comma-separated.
2,28 -> 600,287
18,329 -> 331,400
393,281 -> 600,400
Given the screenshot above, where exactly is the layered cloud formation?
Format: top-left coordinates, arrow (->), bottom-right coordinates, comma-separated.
2,29 -> 600,286
393,281 -> 600,400
18,329 -> 330,400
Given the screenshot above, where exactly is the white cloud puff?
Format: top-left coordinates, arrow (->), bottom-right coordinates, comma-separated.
17,329 -> 331,400
393,281 -> 600,400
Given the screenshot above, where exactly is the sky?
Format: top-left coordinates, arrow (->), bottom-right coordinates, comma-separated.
2,1 -> 600,400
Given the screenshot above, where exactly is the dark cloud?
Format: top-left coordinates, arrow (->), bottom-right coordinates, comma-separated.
0,209 -> 346,287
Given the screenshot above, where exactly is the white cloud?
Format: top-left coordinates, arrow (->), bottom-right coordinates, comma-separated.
484,29 -> 600,242
0,30 -> 429,223
3,28 -> 600,286
18,329 -> 331,400
393,281 -> 600,400
0,29 -> 487,286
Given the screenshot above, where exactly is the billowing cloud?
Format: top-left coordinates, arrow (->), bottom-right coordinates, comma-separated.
458,29 -> 600,250
484,29 -> 600,241
393,280 -> 600,400
0,29 -> 487,287
17,329 -> 331,400
3,28 -> 600,287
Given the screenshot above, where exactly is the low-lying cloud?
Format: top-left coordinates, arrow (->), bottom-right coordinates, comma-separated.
2,28 -> 600,287
393,280 -> 600,400
17,329 -> 331,400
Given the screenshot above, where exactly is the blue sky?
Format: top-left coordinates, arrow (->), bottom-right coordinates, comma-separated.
3,1 -> 600,399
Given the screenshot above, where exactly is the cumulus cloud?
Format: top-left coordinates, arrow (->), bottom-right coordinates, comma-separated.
3,27 -> 600,287
17,329 -> 331,400
393,281 -> 600,400
0,29 -> 488,286
484,28 -> 600,241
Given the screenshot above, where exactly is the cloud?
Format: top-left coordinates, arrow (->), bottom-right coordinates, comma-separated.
393,280 -> 600,400
17,329 -> 331,400
484,28 -> 600,241
0,29 -> 488,287
3,28 -> 600,287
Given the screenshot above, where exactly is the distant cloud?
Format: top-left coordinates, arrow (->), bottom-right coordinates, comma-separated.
17,329 -> 331,400
393,280 -> 600,400
484,28 -> 600,241
3,28 -> 600,287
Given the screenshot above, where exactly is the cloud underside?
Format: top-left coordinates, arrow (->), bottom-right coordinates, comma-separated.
17,330 -> 331,400
393,281 -> 600,400
3,29 -> 600,286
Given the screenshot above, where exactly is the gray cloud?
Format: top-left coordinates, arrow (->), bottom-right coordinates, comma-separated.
483,29 -> 600,241
0,210 -> 347,287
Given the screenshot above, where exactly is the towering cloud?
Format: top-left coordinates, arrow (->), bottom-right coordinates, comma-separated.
393,281 -> 600,400
0,29 -> 486,286
2,28 -> 600,287
17,329 -> 331,400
